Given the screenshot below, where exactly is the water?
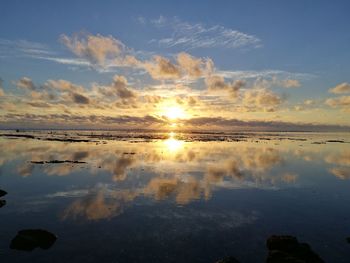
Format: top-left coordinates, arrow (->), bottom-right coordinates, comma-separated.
0,130 -> 350,262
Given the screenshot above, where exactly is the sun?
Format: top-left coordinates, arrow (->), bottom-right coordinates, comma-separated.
165,106 -> 185,120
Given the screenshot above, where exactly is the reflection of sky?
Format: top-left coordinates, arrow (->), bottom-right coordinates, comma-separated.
1,133 -> 350,262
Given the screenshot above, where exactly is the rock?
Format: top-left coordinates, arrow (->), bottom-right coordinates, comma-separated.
266,235 -> 324,263
0,199 -> 6,208
10,229 -> 57,251
346,237 -> 350,244
215,256 -> 241,263
0,189 -> 7,197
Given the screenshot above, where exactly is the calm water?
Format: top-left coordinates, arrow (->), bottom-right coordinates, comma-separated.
0,130 -> 350,262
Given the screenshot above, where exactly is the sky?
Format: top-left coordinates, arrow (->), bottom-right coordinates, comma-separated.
0,0 -> 350,131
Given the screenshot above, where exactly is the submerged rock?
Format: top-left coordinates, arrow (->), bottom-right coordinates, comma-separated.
266,235 -> 324,263
10,229 -> 57,251
215,256 -> 241,263
346,237 -> 350,244
0,189 -> 7,197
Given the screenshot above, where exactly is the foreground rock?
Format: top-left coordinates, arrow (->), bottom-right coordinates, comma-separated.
10,229 -> 57,251
266,235 -> 325,263
0,189 -> 7,197
215,256 -> 241,263
0,199 -> 6,208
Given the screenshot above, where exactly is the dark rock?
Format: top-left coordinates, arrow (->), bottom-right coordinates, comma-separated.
45,160 -> 86,164
10,229 -> 57,251
0,134 -> 35,139
215,256 -> 240,263
31,161 -> 45,164
266,235 -> 324,263
0,189 -> 7,197
0,199 -> 6,208
326,140 -> 345,143
346,237 -> 350,244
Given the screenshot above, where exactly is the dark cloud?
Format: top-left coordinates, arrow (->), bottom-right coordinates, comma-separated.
1,113 -> 349,131
183,117 -> 350,131
15,77 -> 36,90
71,92 -> 90,104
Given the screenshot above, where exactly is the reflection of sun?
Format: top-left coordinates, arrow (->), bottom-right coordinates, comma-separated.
164,106 -> 185,120
164,132 -> 184,152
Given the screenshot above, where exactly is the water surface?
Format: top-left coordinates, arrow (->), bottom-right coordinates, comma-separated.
0,131 -> 350,262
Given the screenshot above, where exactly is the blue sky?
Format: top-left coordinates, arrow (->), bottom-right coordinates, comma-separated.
0,0 -> 350,130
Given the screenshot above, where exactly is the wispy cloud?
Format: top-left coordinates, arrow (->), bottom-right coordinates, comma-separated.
147,16 -> 262,50
216,69 -> 314,81
0,38 -> 54,57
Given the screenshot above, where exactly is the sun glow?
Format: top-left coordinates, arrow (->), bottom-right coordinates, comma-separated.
164,106 -> 186,120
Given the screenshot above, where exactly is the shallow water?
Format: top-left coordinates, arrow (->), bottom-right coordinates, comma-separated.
0,131 -> 350,262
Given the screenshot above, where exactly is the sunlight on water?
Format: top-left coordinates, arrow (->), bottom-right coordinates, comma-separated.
164,132 -> 184,153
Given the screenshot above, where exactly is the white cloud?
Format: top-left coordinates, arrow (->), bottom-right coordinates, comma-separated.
326,96 -> 350,110
329,82 -> 350,94
60,33 -> 125,65
149,16 -> 262,50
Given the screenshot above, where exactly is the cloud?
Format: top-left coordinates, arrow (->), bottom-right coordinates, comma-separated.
60,33 -> 125,65
149,16 -> 261,50
0,78 -> 4,96
329,82 -> 350,94
0,38 -> 53,57
15,77 -> 36,90
243,88 -> 282,111
95,75 -> 138,108
0,113 -> 166,129
176,52 -> 206,78
253,76 -> 301,90
44,79 -> 84,92
216,70 -> 314,81
183,117 -> 349,131
280,79 -> 300,88
304,99 -> 315,105
206,75 -> 245,99
325,96 -> 350,109
142,55 -> 181,80
111,75 -> 137,99
70,92 -> 90,104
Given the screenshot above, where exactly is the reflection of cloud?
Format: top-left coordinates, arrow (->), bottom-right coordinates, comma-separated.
241,147 -> 282,171
144,177 -> 201,205
206,160 -> 243,183
0,134 -> 337,220
17,164 -> 34,177
62,188 -> 138,221
329,167 -> 350,180
280,173 -> 298,183
99,156 -> 136,181
325,151 -> 350,166
62,191 -> 122,221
